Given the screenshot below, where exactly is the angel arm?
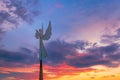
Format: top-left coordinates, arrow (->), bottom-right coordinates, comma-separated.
43,21 -> 52,40
35,30 -> 40,39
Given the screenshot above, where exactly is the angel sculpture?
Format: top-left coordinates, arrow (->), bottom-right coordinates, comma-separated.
35,21 -> 52,60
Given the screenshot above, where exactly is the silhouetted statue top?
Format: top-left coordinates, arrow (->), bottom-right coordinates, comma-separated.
35,21 -> 52,60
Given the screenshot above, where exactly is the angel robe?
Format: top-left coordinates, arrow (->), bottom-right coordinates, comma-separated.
39,39 -> 47,60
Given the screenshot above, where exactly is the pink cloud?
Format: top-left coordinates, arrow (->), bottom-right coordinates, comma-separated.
55,3 -> 64,8
0,64 -> 39,74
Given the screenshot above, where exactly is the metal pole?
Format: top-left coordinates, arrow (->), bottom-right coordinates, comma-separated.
36,21 -> 51,80
39,59 -> 43,80
39,39 -> 43,80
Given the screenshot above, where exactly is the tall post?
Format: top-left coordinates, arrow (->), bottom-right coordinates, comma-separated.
39,39 -> 43,80
39,59 -> 43,80
35,21 -> 52,80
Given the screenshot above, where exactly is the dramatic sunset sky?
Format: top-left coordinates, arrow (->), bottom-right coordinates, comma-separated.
0,0 -> 120,80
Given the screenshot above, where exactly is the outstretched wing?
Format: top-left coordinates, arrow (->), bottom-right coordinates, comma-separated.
43,21 -> 52,40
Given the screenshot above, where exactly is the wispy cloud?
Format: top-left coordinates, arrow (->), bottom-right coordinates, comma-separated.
55,3 -> 64,8
0,0 -> 40,39
101,28 -> 120,44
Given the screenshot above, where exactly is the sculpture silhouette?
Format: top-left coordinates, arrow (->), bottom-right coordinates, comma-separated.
35,21 -> 52,80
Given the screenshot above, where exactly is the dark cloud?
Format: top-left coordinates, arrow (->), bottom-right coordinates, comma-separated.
44,40 -> 120,67
0,0 -> 40,39
87,43 -> 120,67
2,0 -> 40,24
0,47 -> 38,67
0,40 -> 119,68
101,28 -> 120,44
0,11 -> 10,24
100,43 -> 119,54
66,54 -> 109,67
116,28 -> 120,38
9,0 -> 40,23
44,40 -> 88,66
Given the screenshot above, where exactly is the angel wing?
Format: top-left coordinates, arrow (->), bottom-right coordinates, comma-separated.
43,21 -> 52,40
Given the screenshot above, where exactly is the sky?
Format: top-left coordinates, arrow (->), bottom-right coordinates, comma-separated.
0,0 -> 120,80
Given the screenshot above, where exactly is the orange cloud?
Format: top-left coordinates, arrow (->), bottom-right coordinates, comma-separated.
0,62 -> 96,80
1,63 -> 120,80
0,64 -> 39,74
43,62 -> 96,79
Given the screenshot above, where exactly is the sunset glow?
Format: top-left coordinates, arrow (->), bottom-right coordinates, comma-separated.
0,0 -> 120,80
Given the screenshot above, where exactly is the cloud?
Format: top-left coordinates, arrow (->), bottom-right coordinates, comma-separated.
44,40 -> 120,67
1,77 -> 16,80
0,0 -> 40,39
0,64 -> 39,74
0,71 -> 39,80
0,39 -> 119,79
55,3 -> 64,8
0,47 -> 38,67
44,40 -> 88,66
87,43 -> 120,67
0,39 -> 119,68
44,63 -> 96,79
101,28 -> 120,44
100,43 -> 119,54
